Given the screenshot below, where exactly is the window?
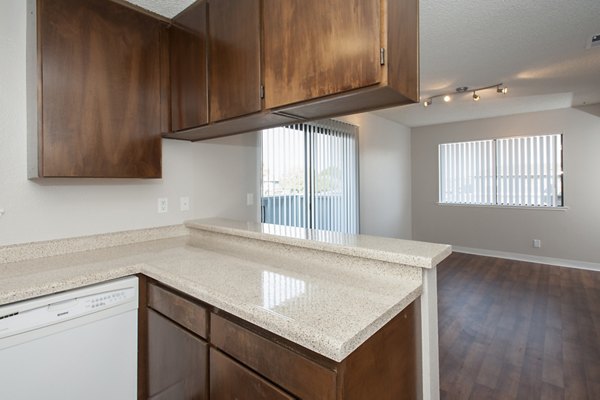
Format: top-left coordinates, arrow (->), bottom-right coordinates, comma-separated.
439,134 -> 563,207
261,120 -> 359,233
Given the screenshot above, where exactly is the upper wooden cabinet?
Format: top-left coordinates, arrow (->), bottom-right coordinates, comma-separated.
268,0 -> 419,120
263,0 -> 382,109
29,0 -> 166,178
209,0 -> 262,122
29,0 -> 418,158
164,0 -> 419,141
169,2 -> 209,132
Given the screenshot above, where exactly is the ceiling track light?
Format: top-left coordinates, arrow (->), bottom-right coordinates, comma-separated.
422,82 -> 508,107
497,85 -> 508,94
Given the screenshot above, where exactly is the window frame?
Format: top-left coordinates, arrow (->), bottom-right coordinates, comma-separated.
437,133 -> 565,209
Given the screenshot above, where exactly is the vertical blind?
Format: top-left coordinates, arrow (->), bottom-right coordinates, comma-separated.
439,134 -> 563,207
439,140 -> 495,205
261,120 -> 359,234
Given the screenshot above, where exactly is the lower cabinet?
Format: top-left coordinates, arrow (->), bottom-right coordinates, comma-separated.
143,280 -> 417,400
210,348 -> 295,400
147,310 -> 208,400
210,313 -> 336,399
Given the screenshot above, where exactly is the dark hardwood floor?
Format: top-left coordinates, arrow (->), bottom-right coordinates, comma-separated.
438,252 -> 600,400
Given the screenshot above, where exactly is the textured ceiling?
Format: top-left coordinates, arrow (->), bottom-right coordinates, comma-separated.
376,0 -> 600,126
125,0 -> 600,126
124,0 -> 194,18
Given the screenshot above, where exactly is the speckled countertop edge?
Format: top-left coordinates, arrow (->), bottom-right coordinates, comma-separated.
185,218 -> 452,269
0,224 -> 189,265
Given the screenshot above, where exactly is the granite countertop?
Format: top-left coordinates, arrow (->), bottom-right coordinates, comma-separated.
0,219 -> 451,362
186,218 -> 452,268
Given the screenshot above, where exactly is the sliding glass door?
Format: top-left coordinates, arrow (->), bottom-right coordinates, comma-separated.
261,120 -> 359,234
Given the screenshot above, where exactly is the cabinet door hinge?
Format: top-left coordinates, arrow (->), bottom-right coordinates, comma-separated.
380,48 -> 386,65
260,85 -> 265,99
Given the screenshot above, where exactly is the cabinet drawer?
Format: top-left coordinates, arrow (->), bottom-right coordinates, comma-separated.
210,348 -> 294,400
148,283 -> 207,339
211,314 -> 336,400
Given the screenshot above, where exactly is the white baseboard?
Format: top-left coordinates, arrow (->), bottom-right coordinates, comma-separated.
452,246 -> 600,272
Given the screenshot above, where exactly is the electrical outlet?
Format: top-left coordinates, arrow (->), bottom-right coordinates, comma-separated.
246,193 -> 254,206
533,239 -> 541,248
180,196 -> 190,211
0,208 -> 5,217
157,198 -> 168,214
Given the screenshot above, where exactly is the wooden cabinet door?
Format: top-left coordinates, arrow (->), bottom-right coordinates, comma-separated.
263,0 -> 381,109
211,314 -> 336,400
148,310 -> 208,400
210,348 -> 295,400
209,0 -> 261,122
37,0 -> 164,178
170,2 -> 208,132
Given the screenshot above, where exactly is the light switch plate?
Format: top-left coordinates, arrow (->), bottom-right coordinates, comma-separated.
246,193 -> 254,206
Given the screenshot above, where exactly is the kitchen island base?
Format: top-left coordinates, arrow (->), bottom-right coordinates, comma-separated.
140,279 -> 418,400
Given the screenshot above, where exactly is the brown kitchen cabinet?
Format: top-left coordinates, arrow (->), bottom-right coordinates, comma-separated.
29,0 -> 418,164
209,0 -> 262,123
145,283 -> 209,400
141,279 -> 417,400
28,0 -> 167,178
147,310 -> 208,400
210,348 -> 295,400
263,0 -> 382,110
210,309 -> 417,400
165,0 -> 292,141
163,0 -> 418,141
169,1 -> 209,132
265,0 -> 419,120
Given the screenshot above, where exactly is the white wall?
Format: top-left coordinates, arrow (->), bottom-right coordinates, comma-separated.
0,0 -> 258,246
339,113 -> 412,239
412,107 -> 600,264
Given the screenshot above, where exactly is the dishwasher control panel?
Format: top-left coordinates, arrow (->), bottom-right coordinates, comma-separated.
84,288 -> 134,311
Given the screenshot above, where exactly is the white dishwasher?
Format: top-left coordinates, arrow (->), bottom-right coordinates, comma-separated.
0,276 -> 138,400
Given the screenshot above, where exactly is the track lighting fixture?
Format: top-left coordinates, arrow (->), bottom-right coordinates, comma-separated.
497,85 -> 508,94
422,83 -> 508,107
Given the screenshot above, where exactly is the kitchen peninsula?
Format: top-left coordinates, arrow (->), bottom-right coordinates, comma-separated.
0,219 -> 450,399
